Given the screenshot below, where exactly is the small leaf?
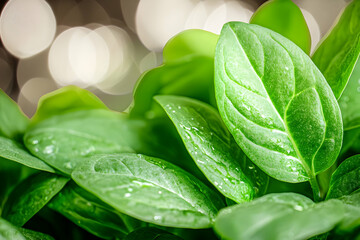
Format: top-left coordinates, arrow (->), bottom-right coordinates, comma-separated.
215,22 -> 342,185
163,29 -> 218,63
337,190 -> 360,233
130,56 -> 215,118
0,217 -> 26,240
0,89 -> 29,141
2,172 -> 69,226
24,109 -> 134,175
49,182 -> 140,239
125,227 -> 183,240
72,153 -> 224,229
0,136 -> 54,173
327,155 -> 360,199
31,86 -> 108,125
155,95 -> 268,203
214,193 -> 345,240
312,0 -> 360,99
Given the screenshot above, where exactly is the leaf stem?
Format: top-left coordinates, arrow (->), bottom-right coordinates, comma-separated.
309,176 -> 322,202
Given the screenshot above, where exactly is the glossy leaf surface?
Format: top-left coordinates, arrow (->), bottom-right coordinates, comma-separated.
156,95 -> 268,203
327,155 -> 360,199
214,193 -> 345,240
0,136 -> 54,173
125,227 -> 183,240
312,0 -> 360,99
72,153 -> 224,228
215,22 -> 342,184
2,172 -> 68,226
0,90 -> 29,141
49,182 -> 137,239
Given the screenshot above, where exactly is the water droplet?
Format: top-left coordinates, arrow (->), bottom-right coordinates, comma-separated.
172,110 -> 176,113
32,139 -> 39,144
124,193 -> 131,198
214,181 -> 219,186
177,106 -> 181,109
43,145 -> 55,154
294,205 -> 303,211
285,66 -> 289,71
158,191 -> 162,194
65,162 -> 72,169
154,215 -> 162,221
128,188 -> 133,192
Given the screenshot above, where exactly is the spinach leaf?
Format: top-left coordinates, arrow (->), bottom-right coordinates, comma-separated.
327,155 -> 360,199
312,0 -> 360,99
339,58 -> 360,130
24,109 -> 134,175
155,95 -> 268,203
162,29 -> 218,63
125,227 -> 183,240
0,217 -> 26,240
2,172 -> 68,226
72,153 -> 224,228
31,86 -> 108,125
337,190 -> 360,233
18,228 -> 55,240
130,29 -> 217,118
214,193 -> 345,240
250,0 -> 311,54
0,90 -> 29,141
0,136 -> 54,173
130,56 -> 215,118
215,22 -> 342,198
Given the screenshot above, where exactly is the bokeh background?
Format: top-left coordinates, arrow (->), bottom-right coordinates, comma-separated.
0,0 -> 351,117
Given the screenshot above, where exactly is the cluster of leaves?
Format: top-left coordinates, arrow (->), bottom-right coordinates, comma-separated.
1,0 -> 360,239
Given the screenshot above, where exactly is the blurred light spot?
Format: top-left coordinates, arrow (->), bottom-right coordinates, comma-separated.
135,0 -> 197,52
93,89 -> 133,112
300,8 -> 321,54
204,0 -> 254,34
95,25 -> 134,93
17,77 -> 58,117
120,0 -> 140,33
184,1 -> 222,30
49,27 -> 110,88
0,57 -> 13,93
139,51 -> 160,73
293,0 -> 347,37
0,0 -> 56,59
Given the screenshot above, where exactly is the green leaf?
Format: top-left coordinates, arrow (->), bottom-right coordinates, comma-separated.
24,109 -> 134,175
72,153 -> 224,229
312,0 -> 360,99
0,217 -> 26,240
0,136 -> 54,173
31,86 -> 108,125
155,95 -> 268,203
49,182 -> 140,239
215,22 -> 342,189
327,155 -> 360,199
2,172 -> 68,226
18,228 -> 55,240
250,0 -> 311,54
130,56 -> 215,118
337,190 -> 360,233
0,90 -> 29,141
163,29 -> 218,63
125,227 -> 183,240
339,58 -> 360,130
214,193 -> 345,240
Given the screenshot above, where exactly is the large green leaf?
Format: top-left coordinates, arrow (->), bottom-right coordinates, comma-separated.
339,58 -> 360,130
155,95 -> 268,203
2,172 -> 68,226
72,153 -> 224,229
215,22 -> 342,192
24,109 -> 134,175
0,90 -> 29,141
125,227 -> 183,240
0,136 -> 54,173
49,182 -> 140,239
312,0 -> 360,99
337,190 -> 360,233
214,193 -> 345,240
327,155 -> 360,199
31,86 -> 108,125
